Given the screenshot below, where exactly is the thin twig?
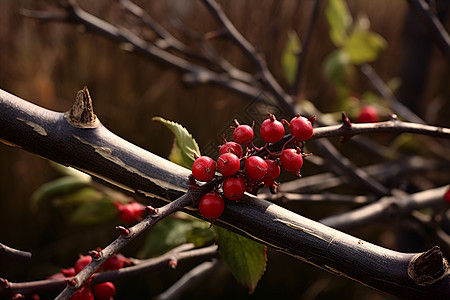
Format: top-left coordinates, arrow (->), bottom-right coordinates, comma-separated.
320,185 -> 450,231
259,191 -> 374,205
292,0 -> 322,97
0,243 -> 32,262
54,178 -> 217,300
0,245 -> 217,298
359,64 -> 425,124
154,259 -> 220,300
406,0 -> 450,61
200,0 -> 295,115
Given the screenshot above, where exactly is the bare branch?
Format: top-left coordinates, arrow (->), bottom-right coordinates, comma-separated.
0,245 -> 217,298
1,88 -> 450,298
200,0 -> 295,115
320,185 -> 450,231
0,243 -> 32,262
407,0 -> 450,61
292,0 -> 322,96
154,260 -> 220,300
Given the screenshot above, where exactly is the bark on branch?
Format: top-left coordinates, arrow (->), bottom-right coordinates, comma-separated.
1,88 -> 449,298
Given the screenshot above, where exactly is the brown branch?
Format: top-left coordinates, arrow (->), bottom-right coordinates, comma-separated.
311,118 -> 450,140
320,185 -> 450,231
0,244 -> 217,298
200,0 -> 295,115
359,64 -> 426,124
1,88 -> 450,298
21,1 -> 263,101
259,191 -> 374,205
292,0 -> 322,97
54,178 -> 218,300
0,243 -> 32,262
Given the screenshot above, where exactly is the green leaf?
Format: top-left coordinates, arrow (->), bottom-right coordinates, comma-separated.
139,216 -> 211,257
186,226 -> 216,247
216,227 -> 267,294
323,48 -> 349,84
153,116 -> 201,169
281,30 -> 302,86
344,26 -> 386,64
71,200 -> 117,224
325,0 -> 352,47
52,186 -> 104,207
31,176 -> 91,209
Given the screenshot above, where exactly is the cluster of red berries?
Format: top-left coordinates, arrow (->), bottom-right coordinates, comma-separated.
192,114 -> 314,222
114,201 -> 146,223
48,253 -> 131,300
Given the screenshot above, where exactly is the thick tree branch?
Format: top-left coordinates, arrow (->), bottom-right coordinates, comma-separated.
1,89 -> 450,298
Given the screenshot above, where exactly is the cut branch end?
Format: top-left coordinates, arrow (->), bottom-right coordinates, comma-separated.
408,246 -> 450,286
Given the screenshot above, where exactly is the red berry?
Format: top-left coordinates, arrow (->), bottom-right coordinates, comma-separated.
219,141 -> 243,158
116,202 -> 145,223
223,177 -> 246,201
260,115 -> 285,143
233,124 -> 254,145
444,188 -> 450,205
198,192 -> 225,220
217,153 -> 240,176
93,282 -> 116,300
192,156 -> 216,182
264,159 -> 280,180
245,156 -> 268,180
102,254 -> 130,271
280,148 -> 303,174
357,105 -> 379,123
289,115 -> 313,141
74,255 -> 92,274
61,267 -> 76,277
70,286 -> 94,300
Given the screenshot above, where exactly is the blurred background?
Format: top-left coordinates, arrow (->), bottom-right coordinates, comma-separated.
0,0 -> 449,299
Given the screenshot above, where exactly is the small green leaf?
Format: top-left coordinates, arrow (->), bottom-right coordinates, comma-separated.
281,30 -> 302,86
344,26 -> 386,64
71,200 -> 117,224
323,49 -> 349,84
216,227 -> 267,294
31,176 -> 91,209
153,116 -> 201,169
325,0 -> 352,47
139,216 -> 211,258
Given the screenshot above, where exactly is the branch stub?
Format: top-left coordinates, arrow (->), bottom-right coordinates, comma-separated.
64,86 -> 98,128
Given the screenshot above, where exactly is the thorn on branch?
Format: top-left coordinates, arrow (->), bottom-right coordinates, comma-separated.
0,278 -> 9,288
88,250 -> 101,259
341,112 -> 352,128
145,206 -> 158,215
66,278 -> 77,287
168,259 -> 178,269
116,226 -> 131,237
64,86 -> 98,128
